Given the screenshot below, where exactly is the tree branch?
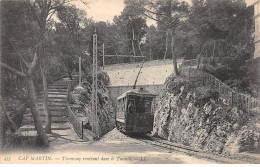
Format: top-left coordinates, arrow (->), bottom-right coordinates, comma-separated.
20,55 -> 30,68
143,12 -> 167,26
46,9 -> 56,22
143,7 -> 167,17
49,0 -> 74,11
0,62 -> 26,77
8,40 -> 30,68
28,51 -> 38,74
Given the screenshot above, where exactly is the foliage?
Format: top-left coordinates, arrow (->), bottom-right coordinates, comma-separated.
133,0 -> 256,96
0,1 -> 39,94
113,2 -> 148,57
210,55 -> 259,96
54,5 -> 90,79
194,88 -> 220,107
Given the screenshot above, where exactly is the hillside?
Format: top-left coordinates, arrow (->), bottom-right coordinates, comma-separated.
104,59 -> 183,87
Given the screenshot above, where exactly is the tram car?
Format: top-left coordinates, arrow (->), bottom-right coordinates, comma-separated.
116,88 -> 157,134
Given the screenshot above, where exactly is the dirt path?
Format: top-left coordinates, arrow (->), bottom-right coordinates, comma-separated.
2,129 -> 218,164
4,128 -> 259,164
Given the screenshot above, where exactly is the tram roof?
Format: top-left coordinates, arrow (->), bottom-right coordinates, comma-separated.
117,89 -> 157,100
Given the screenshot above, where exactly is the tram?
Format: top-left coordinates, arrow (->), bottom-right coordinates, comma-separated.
116,87 -> 157,133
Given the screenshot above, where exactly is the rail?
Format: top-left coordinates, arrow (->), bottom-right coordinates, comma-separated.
179,62 -> 259,111
66,104 -> 84,140
65,78 -> 87,140
136,135 -> 259,163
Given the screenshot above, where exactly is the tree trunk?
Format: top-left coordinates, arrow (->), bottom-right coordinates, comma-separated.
27,75 -> 49,146
67,68 -> 73,80
9,72 -> 15,89
197,44 -> 206,69
40,66 -> 51,134
0,100 -> 4,149
0,71 -> 4,149
164,30 -> 169,60
149,47 -> 152,61
189,45 -> 193,59
17,76 -> 21,89
132,27 -> 136,63
170,31 -> 179,75
13,75 -> 18,89
212,40 -> 216,63
137,37 -> 143,57
0,96 -> 18,132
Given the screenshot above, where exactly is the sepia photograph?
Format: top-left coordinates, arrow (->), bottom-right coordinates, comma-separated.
0,0 -> 259,165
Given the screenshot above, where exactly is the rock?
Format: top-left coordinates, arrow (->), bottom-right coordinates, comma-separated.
71,76 -> 115,136
152,76 -> 259,155
223,133 -> 240,155
203,103 -> 212,115
232,123 -> 240,131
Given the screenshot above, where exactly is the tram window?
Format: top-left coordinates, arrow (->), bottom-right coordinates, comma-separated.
117,99 -> 125,118
127,99 -> 136,113
144,100 -> 152,113
135,96 -> 145,113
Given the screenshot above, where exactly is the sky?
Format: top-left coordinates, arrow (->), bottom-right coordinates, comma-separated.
71,0 -> 256,26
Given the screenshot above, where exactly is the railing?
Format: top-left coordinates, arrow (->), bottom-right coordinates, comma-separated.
181,59 -> 198,66
66,104 -> 84,140
179,63 -> 259,112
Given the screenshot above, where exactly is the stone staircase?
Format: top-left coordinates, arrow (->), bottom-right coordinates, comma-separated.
20,79 -> 77,137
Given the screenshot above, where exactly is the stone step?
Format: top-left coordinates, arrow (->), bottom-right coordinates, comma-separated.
20,79 -> 78,138
37,106 -> 66,111
48,92 -> 68,95
38,95 -> 67,99
48,89 -> 68,93
23,111 -> 68,117
50,82 -> 70,85
22,118 -> 69,125
20,124 -> 71,131
48,86 -> 68,89
22,119 -> 69,126
37,98 -> 67,102
38,92 -> 67,96
49,83 -> 69,85
38,102 -> 66,107
49,85 -> 69,87
55,81 -> 73,84
48,95 -> 67,98
49,99 -> 67,103
23,115 -> 68,121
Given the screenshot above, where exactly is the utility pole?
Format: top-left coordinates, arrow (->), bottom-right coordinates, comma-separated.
79,56 -> 81,86
149,47 -> 152,61
132,27 -> 136,63
92,29 -> 99,137
102,43 -> 105,70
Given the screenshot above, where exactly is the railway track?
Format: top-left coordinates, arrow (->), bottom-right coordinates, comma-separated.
130,134 -> 259,164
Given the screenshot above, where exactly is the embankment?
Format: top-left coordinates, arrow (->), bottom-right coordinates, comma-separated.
152,76 -> 259,155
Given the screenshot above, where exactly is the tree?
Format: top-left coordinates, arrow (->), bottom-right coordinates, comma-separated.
114,1 -> 148,60
145,25 -> 163,60
0,0 -> 49,145
129,0 -> 189,75
1,52 -> 50,146
187,0 -> 255,94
